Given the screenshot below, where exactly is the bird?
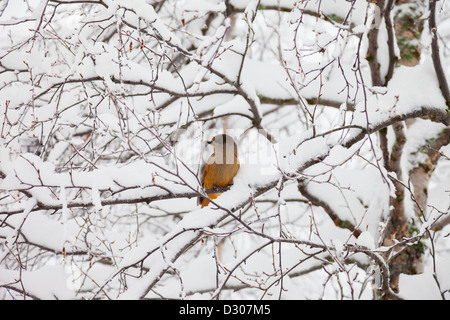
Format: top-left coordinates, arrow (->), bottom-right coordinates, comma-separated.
198,134 -> 240,208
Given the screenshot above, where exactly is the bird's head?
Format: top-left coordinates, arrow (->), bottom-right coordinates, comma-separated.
207,134 -> 238,163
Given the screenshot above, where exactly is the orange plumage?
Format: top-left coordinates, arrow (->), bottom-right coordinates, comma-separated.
198,134 -> 240,208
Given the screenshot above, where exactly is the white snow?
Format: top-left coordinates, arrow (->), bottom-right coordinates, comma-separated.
1,0 -> 450,301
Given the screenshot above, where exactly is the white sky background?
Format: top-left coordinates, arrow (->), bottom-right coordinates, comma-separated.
0,0 -> 449,300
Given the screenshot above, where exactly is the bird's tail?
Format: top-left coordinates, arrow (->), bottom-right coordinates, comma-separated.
198,193 -> 221,208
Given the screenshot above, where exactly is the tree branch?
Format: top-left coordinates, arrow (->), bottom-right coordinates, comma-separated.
298,181 -> 362,238
429,0 -> 450,109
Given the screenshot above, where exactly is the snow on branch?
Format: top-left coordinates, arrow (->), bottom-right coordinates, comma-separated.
1,0 -> 450,300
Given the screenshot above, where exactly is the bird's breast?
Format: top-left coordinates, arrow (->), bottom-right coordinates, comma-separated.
204,162 -> 239,187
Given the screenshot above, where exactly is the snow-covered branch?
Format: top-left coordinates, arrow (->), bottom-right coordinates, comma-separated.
1,0 -> 450,300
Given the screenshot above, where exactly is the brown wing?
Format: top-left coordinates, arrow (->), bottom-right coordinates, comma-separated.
197,152 -> 240,208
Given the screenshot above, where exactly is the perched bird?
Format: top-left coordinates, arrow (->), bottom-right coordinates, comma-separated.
198,134 -> 240,208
